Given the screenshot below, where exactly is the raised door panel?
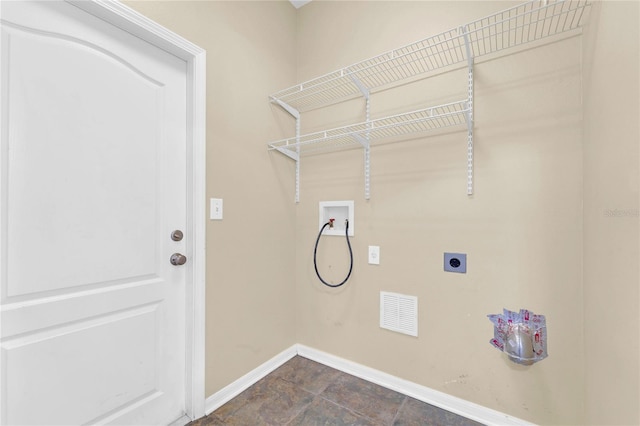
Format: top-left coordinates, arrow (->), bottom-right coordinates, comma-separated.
2,304 -> 160,425
3,24 -> 162,300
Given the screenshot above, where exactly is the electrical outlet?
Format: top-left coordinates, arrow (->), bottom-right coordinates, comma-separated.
444,252 -> 466,273
368,246 -> 380,265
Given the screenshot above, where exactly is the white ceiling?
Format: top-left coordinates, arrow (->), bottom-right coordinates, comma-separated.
289,0 -> 312,9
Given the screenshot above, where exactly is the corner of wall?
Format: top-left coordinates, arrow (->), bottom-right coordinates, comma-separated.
582,1 -> 640,424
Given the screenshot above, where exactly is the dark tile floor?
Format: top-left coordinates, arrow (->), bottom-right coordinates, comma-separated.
188,356 -> 483,426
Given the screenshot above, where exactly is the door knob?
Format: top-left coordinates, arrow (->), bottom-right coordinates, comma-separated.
170,253 -> 187,266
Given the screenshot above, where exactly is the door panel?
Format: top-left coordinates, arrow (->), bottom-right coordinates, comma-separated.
1,1 -> 188,425
3,304 -> 159,425
4,22 -> 161,299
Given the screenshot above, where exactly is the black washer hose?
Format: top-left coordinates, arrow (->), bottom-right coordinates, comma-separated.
313,220 -> 353,288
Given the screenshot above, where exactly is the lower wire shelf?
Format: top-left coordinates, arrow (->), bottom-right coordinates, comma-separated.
267,99 -> 471,202
268,100 -> 469,158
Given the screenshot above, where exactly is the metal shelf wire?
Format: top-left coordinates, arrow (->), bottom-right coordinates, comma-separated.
464,0 -> 589,58
268,101 -> 469,158
269,0 -> 590,112
268,0 -> 590,202
269,27 -> 466,112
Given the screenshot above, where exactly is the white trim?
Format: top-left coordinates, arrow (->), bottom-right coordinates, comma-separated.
183,27 -> 207,422
168,414 -> 191,426
296,344 -> 534,426
67,1 -> 207,421
204,344 -> 532,425
67,1 -> 203,60
205,346 -> 298,415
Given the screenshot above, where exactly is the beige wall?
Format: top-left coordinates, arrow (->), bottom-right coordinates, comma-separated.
583,1 -> 640,425
124,1 -> 639,424
295,2 -> 584,424
124,0 -> 298,397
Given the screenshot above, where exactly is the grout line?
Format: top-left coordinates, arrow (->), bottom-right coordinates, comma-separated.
390,396 -> 410,426
317,395 -> 379,425
311,362 -> 408,425
283,395 -> 312,426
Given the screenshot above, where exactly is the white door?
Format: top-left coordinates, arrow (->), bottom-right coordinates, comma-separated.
1,1 -> 189,424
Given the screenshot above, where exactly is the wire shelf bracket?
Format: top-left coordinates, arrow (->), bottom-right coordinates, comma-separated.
270,97 -> 302,202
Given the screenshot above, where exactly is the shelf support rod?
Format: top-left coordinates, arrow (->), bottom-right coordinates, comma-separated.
347,73 -> 372,200
270,96 -> 301,203
294,116 -> 301,203
364,96 -> 371,200
461,25 -> 474,196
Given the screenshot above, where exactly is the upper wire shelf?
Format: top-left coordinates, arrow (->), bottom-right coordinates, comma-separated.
269,0 -> 590,112
268,100 -> 469,158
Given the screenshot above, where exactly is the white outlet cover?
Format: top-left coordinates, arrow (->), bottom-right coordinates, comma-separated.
368,246 -> 380,265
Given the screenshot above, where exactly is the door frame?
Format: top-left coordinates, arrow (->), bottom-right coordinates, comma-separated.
66,0 -> 207,421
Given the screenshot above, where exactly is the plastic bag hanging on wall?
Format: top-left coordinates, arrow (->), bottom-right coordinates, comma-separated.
488,308 -> 547,365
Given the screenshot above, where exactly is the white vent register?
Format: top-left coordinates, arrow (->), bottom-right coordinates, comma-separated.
380,292 -> 418,337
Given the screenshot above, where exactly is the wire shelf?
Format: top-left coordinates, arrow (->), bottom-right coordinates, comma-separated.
268,0 -> 590,201
268,101 -> 469,157
269,0 -> 590,112
464,0 -> 589,56
270,27 -> 467,112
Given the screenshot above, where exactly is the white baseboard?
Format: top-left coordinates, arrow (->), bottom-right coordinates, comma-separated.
296,344 -> 533,426
168,414 -> 191,426
204,345 -> 298,414
205,343 -> 533,426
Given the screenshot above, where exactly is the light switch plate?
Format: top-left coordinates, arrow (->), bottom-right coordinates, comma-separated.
368,246 -> 380,265
210,198 -> 223,220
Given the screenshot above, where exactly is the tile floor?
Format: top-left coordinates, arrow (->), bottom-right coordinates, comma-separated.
188,356 -> 483,426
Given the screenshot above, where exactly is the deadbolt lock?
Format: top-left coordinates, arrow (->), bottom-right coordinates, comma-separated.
171,230 -> 184,241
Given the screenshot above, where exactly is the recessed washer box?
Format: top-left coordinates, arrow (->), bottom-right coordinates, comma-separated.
319,201 -> 354,236
444,252 -> 466,273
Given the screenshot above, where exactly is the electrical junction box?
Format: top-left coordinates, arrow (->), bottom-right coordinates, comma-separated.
319,201 -> 354,236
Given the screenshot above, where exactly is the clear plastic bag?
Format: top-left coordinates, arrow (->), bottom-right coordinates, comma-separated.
488,308 -> 547,365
